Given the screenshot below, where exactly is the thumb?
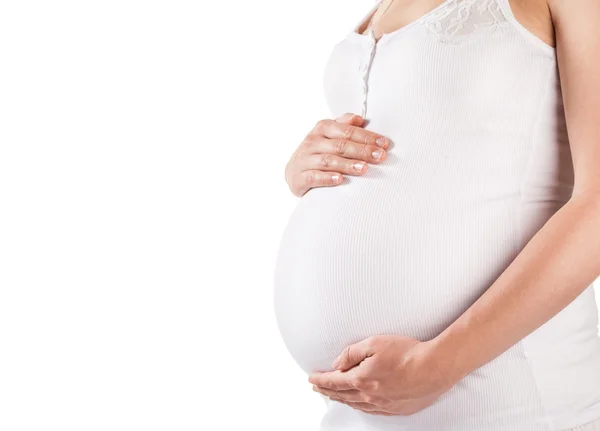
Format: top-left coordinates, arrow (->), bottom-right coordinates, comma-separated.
332,338 -> 374,371
335,112 -> 364,127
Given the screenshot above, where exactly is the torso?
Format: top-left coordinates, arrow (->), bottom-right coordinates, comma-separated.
363,0 -> 555,47
273,1 -> 600,430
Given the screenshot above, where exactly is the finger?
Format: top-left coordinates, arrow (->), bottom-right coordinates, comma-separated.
307,134 -> 387,165
334,113 -> 364,128
308,369 -> 357,391
312,385 -> 364,402
329,398 -> 385,414
304,153 -> 368,176
332,337 -> 375,371
315,118 -> 390,149
297,170 -> 343,196
365,410 -> 396,416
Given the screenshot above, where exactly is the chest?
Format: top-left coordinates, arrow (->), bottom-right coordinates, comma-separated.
323,12 -> 553,123
366,0 -> 553,47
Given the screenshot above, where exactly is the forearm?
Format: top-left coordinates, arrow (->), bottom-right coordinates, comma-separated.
428,194 -> 600,384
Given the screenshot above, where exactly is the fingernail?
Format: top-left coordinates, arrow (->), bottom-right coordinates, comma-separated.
332,357 -> 340,369
375,137 -> 388,147
331,174 -> 341,182
353,162 -> 365,172
372,149 -> 382,159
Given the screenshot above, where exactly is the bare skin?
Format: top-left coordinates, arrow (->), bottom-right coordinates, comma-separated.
284,114 -> 390,197
361,0 -> 554,46
297,0 -> 600,418
285,0 -> 554,198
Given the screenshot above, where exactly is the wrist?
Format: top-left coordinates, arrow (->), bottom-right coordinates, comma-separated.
402,338 -> 462,394
424,326 -> 474,388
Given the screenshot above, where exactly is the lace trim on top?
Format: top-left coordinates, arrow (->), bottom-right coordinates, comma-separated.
422,0 -> 509,43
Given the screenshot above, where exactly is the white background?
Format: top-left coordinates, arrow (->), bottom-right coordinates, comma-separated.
0,1 -> 598,431
0,1 -> 364,429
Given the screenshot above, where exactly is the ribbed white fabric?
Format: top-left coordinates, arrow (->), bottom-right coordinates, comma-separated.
272,0 -> 600,430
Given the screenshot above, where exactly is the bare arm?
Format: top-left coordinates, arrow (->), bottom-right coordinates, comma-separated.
429,0 -> 600,383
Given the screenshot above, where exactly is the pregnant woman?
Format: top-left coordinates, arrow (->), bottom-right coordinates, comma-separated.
273,0 -> 600,430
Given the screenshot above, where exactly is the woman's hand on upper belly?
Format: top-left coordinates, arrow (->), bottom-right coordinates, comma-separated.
284,112 -> 390,197
307,335 -> 455,416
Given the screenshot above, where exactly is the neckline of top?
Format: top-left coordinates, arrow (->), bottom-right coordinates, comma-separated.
345,0 -> 457,46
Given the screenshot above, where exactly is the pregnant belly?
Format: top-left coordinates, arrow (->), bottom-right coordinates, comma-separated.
273,174 -> 522,374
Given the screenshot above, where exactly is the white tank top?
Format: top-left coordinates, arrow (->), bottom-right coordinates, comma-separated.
272,1 -> 600,430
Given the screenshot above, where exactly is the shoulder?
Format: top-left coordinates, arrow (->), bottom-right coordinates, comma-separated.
506,0 -> 555,48
542,0 -> 600,196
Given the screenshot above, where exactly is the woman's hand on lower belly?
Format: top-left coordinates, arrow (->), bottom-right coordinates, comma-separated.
307,335 -> 455,416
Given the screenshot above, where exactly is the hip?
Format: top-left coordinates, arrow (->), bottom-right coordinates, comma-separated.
315,328 -> 600,431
